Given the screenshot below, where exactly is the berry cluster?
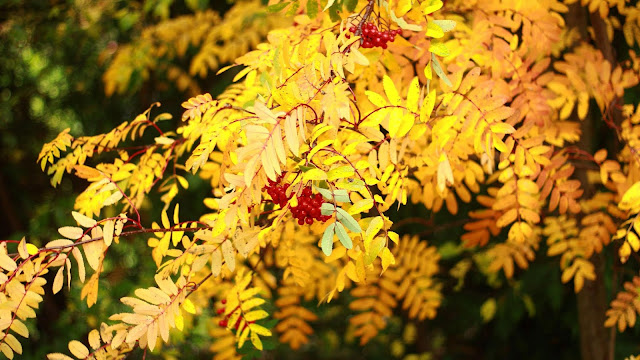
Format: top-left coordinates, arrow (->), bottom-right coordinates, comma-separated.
217,299 -> 255,331
291,186 -> 331,226
262,175 -> 331,226
263,175 -> 291,208
347,22 -> 401,49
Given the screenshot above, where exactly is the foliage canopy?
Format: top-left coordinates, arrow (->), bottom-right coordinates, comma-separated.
6,0 -> 640,358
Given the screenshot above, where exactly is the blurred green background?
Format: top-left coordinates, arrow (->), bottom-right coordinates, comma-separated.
1,0 -> 639,359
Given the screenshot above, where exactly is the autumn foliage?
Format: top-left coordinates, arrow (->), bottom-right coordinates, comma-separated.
5,0 -> 640,358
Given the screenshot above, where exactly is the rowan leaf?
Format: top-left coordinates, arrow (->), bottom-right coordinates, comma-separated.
335,222 -> 352,249
322,223 -> 336,256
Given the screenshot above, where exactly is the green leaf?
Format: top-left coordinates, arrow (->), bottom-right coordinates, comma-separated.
429,42 -> 450,57
315,186 -> 333,200
286,2 -> 299,16
366,237 -> 385,265
322,223 -> 336,256
267,1 -> 290,13
323,0 -> 336,12
315,186 -> 351,202
431,56 -> 452,87
336,208 -> 362,233
344,0 -> 358,12
333,189 -> 351,203
335,178 -> 365,191
321,203 -> 335,216
328,2 -> 340,21
335,222 -> 352,249
432,19 -> 456,32
307,0 -> 318,18
298,165 -> 315,172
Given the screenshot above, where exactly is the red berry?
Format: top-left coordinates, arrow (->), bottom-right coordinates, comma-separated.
217,308 -> 225,315
298,218 -> 305,225
221,299 -> 227,304
362,41 -> 372,48
349,26 -> 356,33
381,43 -> 388,49
219,319 -> 228,327
305,217 -> 314,225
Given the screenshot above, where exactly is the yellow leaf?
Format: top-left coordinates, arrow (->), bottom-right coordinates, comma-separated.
619,242 -> 631,263
72,211 -> 97,228
103,220 -> 114,247
628,232 -> 640,252
420,88 -> 436,123
4,334 -> 21,355
383,75 -> 402,106
244,310 -> 268,322
422,0 -> 443,15
496,208 -> 518,228
480,298 -> 497,322
426,21 -> 444,38
0,251 -> 17,272
380,247 -> 395,272
349,199 -> 374,215
249,323 -> 272,336
10,320 -> 29,338
173,204 -> 180,224
68,341 -> 89,359
53,266 -> 65,294
154,136 -> 175,145
250,330 -> 263,350
390,112 -> 415,138
175,313 -> 184,331
327,166 -> 355,181
424,62 -> 433,80
594,149 -> 607,163
0,343 -> 13,359
620,181 -> 640,211
17,238 -> 28,260
182,299 -> 196,314
83,239 -> 103,271
303,168 -> 328,181
222,240 -> 235,272
366,90 -> 388,107
161,209 -> 170,228
47,353 -> 73,360
26,244 -> 38,256
489,122 -> 516,134
406,77 -> 420,112
238,326 -> 251,349
486,106 -> 515,122
58,226 -> 84,240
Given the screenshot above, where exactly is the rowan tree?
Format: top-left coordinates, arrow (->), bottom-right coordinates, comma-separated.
4,0 -> 640,359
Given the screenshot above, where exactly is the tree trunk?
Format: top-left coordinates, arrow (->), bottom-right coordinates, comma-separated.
565,5 -> 616,360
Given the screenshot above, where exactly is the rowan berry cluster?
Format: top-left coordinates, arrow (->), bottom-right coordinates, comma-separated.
291,186 -> 331,225
262,175 -> 331,226
347,22 -> 401,49
217,299 -> 255,331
